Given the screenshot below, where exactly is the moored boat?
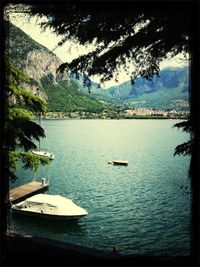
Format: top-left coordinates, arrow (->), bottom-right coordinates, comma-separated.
11,194 -> 88,221
32,111 -> 54,160
32,150 -> 55,160
108,160 -> 128,165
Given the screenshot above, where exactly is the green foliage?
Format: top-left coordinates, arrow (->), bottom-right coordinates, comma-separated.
174,120 -> 193,133
7,151 -> 50,182
9,151 -> 50,173
5,107 -> 46,151
174,140 -> 193,156
173,119 -> 194,157
40,78 -> 106,112
6,61 -> 48,113
4,61 -> 50,181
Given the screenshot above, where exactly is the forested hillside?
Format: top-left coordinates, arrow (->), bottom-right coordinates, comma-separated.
93,67 -> 189,111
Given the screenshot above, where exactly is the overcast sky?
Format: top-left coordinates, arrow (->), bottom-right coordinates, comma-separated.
8,14 -> 188,88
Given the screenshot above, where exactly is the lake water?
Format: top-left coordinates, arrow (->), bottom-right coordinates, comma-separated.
9,119 -> 191,256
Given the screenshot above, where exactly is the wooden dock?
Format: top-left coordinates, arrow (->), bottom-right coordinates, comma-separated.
9,181 -> 49,204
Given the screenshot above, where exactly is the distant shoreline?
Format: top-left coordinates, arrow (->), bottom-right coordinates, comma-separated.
34,109 -> 189,120
40,116 -> 188,120
36,110 -> 189,120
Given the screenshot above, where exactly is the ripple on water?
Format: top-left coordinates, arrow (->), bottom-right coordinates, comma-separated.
11,120 -> 191,256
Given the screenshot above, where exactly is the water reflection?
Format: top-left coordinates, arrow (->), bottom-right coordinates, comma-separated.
9,211 -> 86,236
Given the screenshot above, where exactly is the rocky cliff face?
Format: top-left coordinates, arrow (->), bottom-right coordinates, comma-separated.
24,49 -> 62,84
5,20 -> 106,112
5,21 -> 67,98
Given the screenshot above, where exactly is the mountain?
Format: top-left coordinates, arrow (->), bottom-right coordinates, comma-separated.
70,66 -> 189,111
5,21 -> 107,112
88,67 -> 189,111
6,21 -> 189,112
107,67 -> 189,99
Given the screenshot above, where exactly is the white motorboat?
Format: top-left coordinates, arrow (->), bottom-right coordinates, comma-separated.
32,112 -> 54,160
32,150 -> 55,160
11,194 -> 88,221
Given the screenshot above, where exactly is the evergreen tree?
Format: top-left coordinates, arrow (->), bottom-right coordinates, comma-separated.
26,2 -> 191,82
4,60 -> 50,182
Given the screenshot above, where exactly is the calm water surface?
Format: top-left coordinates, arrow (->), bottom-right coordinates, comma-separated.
9,119 -> 191,256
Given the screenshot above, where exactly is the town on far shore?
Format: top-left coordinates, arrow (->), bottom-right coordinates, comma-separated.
41,108 -> 189,120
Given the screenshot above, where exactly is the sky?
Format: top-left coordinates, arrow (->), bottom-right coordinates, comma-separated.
8,13 -> 188,88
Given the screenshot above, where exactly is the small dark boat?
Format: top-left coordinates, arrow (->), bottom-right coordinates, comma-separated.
108,160 -> 128,166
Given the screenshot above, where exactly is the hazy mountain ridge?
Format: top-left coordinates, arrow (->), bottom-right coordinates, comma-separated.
72,66 -> 189,111
101,67 -> 189,110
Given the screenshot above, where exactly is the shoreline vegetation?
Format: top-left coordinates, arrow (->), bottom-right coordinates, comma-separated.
38,109 -> 189,120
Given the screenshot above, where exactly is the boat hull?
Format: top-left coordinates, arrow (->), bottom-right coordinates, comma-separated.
32,151 -> 54,160
108,160 -> 128,165
11,193 -> 88,221
12,208 -> 86,221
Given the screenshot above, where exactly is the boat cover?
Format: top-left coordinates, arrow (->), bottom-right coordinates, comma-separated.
13,194 -> 88,216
